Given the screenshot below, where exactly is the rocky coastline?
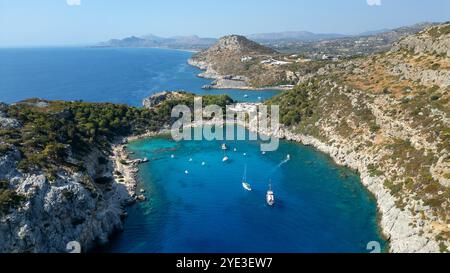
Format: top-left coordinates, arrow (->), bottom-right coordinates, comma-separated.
156,101 -> 444,253
188,58 -> 291,91
227,103 -> 444,253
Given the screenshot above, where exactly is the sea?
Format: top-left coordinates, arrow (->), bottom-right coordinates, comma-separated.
0,47 -> 387,253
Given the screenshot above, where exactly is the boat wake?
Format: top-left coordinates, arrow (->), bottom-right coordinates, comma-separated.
276,154 -> 291,168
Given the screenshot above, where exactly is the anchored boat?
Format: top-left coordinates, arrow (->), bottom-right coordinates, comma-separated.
242,165 -> 252,191
266,180 -> 275,206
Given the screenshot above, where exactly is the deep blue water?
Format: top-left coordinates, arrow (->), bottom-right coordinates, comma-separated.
103,133 -> 386,253
1,47 -> 386,253
0,47 -> 279,105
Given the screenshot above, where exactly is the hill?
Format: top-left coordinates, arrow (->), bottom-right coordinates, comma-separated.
188,35 -> 296,89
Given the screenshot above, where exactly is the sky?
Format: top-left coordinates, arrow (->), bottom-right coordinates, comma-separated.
0,0 -> 449,47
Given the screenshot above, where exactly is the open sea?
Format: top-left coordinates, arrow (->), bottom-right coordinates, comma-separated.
0,47 -> 386,253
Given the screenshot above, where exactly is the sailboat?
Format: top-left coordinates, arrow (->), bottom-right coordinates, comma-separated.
242,165 -> 252,191
266,180 -> 275,206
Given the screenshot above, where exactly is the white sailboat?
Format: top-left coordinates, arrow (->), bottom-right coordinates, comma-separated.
242,165 -> 252,191
266,180 -> 275,206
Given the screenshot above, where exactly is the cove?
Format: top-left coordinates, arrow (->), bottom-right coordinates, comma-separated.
102,130 -> 387,253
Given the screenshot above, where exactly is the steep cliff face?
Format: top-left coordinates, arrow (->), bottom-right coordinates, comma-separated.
0,147 -> 129,252
267,23 -> 450,252
0,129 -> 132,253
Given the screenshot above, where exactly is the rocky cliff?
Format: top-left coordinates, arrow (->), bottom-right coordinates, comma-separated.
0,100 -> 159,252
0,145 -> 130,252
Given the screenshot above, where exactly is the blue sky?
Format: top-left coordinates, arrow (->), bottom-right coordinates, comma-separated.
0,0 -> 449,46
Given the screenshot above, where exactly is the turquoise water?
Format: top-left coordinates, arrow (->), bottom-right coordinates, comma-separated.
1,47 -> 386,253
103,132 -> 387,253
0,47 -> 279,105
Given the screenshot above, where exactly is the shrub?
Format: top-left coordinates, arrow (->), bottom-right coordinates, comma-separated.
368,164 -> 383,177
430,95 -> 440,101
0,180 -> 8,189
0,189 -> 25,215
0,144 -> 11,154
431,63 -> 440,70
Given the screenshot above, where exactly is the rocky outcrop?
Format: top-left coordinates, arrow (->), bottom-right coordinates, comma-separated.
142,91 -> 187,109
0,103 -> 21,130
393,23 -> 450,56
390,62 -> 450,88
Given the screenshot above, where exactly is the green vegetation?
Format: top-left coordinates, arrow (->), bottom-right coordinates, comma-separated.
439,242 -> 448,253
0,180 -> 25,215
3,100 -> 160,177
430,63 -> 440,70
266,81 -> 317,127
1,94 -> 233,180
368,164 -> 384,177
427,24 -> 450,39
154,93 -> 233,122
0,144 -> 11,154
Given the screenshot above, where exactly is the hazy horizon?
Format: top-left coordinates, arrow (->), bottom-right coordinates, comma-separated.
1,0 -> 449,47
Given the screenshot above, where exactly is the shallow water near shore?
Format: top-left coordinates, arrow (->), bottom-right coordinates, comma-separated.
102,131 -> 387,253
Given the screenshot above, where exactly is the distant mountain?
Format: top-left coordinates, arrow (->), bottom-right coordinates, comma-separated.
96,22 -> 437,53
96,35 -> 217,50
256,22 -> 437,56
357,28 -> 391,36
247,31 -> 347,42
247,23 -> 436,43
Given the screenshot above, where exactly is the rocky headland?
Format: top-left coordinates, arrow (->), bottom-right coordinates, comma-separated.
188,35 -> 298,90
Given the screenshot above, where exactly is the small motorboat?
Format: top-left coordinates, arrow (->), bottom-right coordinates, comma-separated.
233,148 -> 237,152
171,154 -> 175,159
242,182 -> 252,191
184,170 -> 189,175
286,154 -> 291,160
221,143 -> 228,150
262,151 -> 266,155
201,161 -> 206,166
266,181 -> 275,206
189,158 -> 193,162
222,156 -> 229,162
244,94 -> 248,98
